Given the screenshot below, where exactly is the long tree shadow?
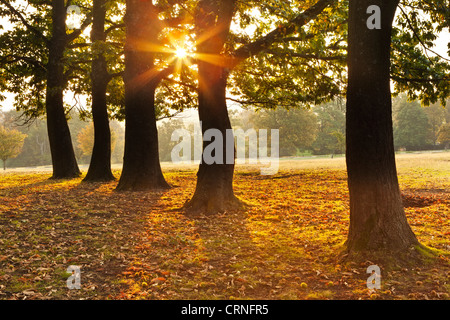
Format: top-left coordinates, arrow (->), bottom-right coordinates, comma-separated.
112,169 -> 354,300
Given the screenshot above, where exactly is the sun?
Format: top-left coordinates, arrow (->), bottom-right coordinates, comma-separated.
175,47 -> 188,59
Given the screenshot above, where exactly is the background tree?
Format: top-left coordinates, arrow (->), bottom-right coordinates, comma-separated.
77,122 -> 117,163
110,121 -> 125,164
437,123 -> 450,149
0,109 -> 125,168
0,110 -> 51,168
311,100 -> 346,155
83,0 -> 118,182
423,100 -> 450,146
393,99 -> 432,150
250,107 -> 318,157
0,125 -> 26,170
157,118 -> 190,162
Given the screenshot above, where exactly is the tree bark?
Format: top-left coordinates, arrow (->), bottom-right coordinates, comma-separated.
46,0 -> 80,179
83,0 -> 115,182
345,0 -> 419,252
184,62 -> 241,213
116,0 -> 169,191
184,0 -> 241,213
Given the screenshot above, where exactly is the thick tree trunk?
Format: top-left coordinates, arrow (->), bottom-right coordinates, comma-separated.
345,0 -> 419,252
184,0 -> 241,213
83,0 -> 115,182
116,0 -> 169,191
184,63 -> 241,213
46,0 -> 80,179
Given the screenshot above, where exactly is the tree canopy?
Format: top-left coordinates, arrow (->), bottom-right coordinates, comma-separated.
0,124 -> 26,170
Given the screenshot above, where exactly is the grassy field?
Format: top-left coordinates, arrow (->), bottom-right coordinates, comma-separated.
0,152 -> 449,300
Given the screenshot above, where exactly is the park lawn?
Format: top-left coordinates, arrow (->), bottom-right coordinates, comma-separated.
0,153 -> 449,300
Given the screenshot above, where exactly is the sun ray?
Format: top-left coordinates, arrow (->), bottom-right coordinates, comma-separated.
128,56 -> 177,91
194,53 -> 229,68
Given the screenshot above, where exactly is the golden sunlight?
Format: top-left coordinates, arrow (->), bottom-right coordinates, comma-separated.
175,47 -> 188,59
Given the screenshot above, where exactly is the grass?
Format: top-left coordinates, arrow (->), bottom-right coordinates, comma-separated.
0,152 -> 449,300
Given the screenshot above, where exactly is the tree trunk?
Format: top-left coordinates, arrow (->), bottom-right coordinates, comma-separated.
116,0 -> 169,191
184,0 -> 241,213
184,63 -> 241,213
46,0 -> 80,179
345,0 -> 419,252
83,0 -> 115,182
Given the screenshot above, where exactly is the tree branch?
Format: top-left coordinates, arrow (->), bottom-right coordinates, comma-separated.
226,96 -> 293,108
66,13 -> 93,43
67,42 -> 91,49
391,74 -> 450,83
162,77 -> 198,92
0,54 -> 47,71
153,64 -> 176,87
0,0 -> 49,44
105,22 -> 125,35
107,70 -> 124,81
230,0 -> 336,68
397,5 -> 450,63
161,16 -> 186,28
156,109 -> 183,121
266,49 -> 346,61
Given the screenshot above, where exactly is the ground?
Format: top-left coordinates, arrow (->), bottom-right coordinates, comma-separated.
0,152 -> 449,300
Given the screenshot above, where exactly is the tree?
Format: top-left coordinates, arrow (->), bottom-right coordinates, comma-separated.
391,0 -> 450,106
0,110 -> 51,168
184,0 -> 336,213
183,0 -> 241,213
77,122 -> 117,161
45,0 -> 85,179
250,108 -> 318,157
423,100 -> 450,146
83,0 -> 117,182
158,118 -> 191,162
437,123 -> 450,149
393,99 -> 432,150
0,0 -> 93,179
345,0 -> 419,252
116,0 -> 172,191
311,101 -> 346,155
0,125 -> 27,170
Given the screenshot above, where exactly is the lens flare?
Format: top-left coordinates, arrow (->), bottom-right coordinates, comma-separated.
175,47 -> 188,59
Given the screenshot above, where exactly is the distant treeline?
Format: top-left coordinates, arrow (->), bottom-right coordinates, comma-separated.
0,110 -> 125,168
1,95 -> 449,168
158,96 -> 450,162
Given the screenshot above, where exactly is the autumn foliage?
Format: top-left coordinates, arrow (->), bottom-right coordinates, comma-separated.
0,154 -> 448,300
